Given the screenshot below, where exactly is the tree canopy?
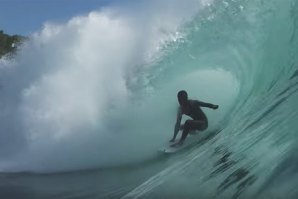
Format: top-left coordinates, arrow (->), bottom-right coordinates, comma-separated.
0,30 -> 26,58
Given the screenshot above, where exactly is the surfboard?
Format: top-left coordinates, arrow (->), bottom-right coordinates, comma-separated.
159,139 -> 198,153
158,131 -> 200,154
158,129 -> 221,154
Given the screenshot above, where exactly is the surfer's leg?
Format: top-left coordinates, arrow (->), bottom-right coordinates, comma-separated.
180,120 -> 207,143
179,124 -> 184,130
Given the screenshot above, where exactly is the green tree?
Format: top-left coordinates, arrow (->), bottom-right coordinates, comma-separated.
0,30 -> 26,58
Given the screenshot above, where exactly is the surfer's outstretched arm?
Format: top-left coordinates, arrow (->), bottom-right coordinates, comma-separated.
197,100 -> 219,109
170,107 -> 182,142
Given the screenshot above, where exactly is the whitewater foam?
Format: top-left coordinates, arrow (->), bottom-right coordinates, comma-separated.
0,0 -> 230,173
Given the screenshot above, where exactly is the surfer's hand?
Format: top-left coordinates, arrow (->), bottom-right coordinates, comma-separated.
169,138 -> 175,142
213,105 -> 219,109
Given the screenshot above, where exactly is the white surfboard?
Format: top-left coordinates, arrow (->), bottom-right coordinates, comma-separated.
158,129 -> 220,154
159,140 -> 198,153
158,131 -> 201,154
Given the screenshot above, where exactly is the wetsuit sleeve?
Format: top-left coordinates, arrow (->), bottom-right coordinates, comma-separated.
196,100 -> 216,109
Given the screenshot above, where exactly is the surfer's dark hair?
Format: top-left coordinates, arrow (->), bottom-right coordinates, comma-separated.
177,90 -> 188,105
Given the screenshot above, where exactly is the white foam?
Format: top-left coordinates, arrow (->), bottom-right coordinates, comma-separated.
0,0 -> 221,173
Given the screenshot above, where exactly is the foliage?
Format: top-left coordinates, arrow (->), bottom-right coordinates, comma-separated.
0,30 -> 26,58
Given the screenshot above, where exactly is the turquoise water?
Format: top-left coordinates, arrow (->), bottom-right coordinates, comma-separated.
1,0 -> 298,198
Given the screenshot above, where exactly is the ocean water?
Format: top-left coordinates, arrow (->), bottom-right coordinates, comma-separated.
1,0 -> 298,198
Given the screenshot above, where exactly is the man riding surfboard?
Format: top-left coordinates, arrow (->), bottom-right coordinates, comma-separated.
170,90 -> 219,147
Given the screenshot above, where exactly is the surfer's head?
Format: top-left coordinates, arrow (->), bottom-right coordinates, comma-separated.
177,90 -> 188,106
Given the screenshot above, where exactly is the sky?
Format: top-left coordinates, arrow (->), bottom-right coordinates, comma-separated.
0,0 -> 116,36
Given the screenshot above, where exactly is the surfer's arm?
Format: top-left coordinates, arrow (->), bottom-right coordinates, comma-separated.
197,100 -> 219,109
170,108 -> 182,142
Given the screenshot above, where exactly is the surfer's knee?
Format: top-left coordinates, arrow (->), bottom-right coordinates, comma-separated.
184,120 -> 192,131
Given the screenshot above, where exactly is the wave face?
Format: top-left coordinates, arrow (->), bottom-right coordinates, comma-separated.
1,0 -> 298,197
122,0 -> 298,198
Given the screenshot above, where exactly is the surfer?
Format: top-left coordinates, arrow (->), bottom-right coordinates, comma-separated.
170,90 -> 219,147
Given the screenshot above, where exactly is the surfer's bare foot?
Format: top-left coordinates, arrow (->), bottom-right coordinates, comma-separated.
170,141 -> 183,147
170,143 -> 177,147
177,141 -> 184,146
169,138 -> 175,142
